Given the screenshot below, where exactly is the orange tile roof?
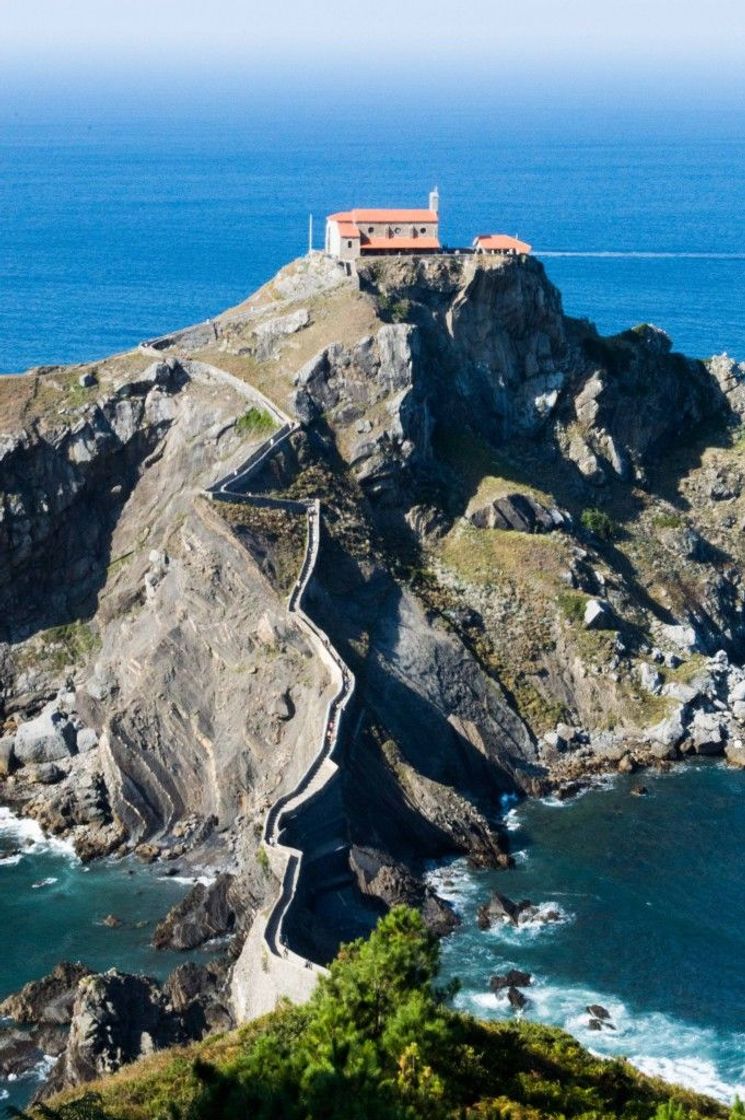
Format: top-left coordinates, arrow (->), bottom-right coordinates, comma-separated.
361,236 -> 441,251
474,234 -> 532,254
351,209 -> 438,223
327,209 -> 438,224
336,221 -> 360,238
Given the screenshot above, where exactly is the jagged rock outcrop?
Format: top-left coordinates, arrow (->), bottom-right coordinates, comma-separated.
349,845 -> 458,936
56,971 -> 188,1088
153,874 -> 244,950
0,961 -> 92,1026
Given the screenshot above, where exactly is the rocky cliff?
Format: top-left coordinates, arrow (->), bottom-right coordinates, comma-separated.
2,251 -> 745,1093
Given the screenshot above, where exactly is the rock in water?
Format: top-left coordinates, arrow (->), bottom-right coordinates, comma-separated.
586,1003 -> 611,1020
477,891 -> 521,929
490,969 -> 532,992
0,961 -> 92,1025
507,986 -> 528,1010
152,874 -> 240,950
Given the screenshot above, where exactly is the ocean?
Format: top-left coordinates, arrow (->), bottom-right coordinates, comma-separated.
1,96 -> 744,372
0,809 -> 202,1109
1,86 -> 744,1106
429,764 -> 745,1104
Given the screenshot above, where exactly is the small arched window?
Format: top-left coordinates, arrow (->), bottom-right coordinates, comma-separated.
420,227 -> 426,234
368,226 -> 374,233
347,240 -> 353,248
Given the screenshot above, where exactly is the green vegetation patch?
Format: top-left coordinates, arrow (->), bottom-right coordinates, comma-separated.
581,507 -> 617,541
235,406 -> 276,438
36,907 -> 728,1120
376,293 -> 412,323
36,622 -> 100,670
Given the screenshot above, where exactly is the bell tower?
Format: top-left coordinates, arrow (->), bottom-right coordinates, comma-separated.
429,186 -> 440,214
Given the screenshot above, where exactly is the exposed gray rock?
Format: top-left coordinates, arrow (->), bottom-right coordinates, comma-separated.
60,970 -> 185,1088
583,599 -> 615,630
14,703 -> 77,765
638,663 -> 663,695
152,874 -> 242,951
469,493 -> 571,534
349,845 -> 458,936
689,710 -> 725,755
0,734 -> 17,776
0,962 -> 93,1025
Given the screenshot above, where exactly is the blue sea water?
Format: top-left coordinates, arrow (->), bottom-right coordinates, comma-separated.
431,764 -> 745,1104
1,97 -> 744,372
1,85 -> 744,1105
0,808 -> 202,1110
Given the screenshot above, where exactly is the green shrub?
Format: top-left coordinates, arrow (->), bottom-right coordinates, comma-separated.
652,512 -> 683,530
581,507 -> 616,541
235,407 -> 275,438
377,293 -> 411,323
654,1101 -> 689,1120
557,591 -> 587,624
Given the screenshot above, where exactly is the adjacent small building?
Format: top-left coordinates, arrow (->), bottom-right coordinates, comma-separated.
473,234 -> 532,255
325,189 -> 441,261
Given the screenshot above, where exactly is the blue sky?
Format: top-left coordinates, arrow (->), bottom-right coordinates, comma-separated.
2,0 -> 743,72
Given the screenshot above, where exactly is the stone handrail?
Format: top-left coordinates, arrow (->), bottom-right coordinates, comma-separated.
152,351 -> 357,990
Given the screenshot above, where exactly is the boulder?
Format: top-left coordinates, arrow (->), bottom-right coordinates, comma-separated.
586,1003 -> 611,1020
507,986 -> 528,1010
25,762 -> 65,784
75,728 -> 99,754
469,493 -> 570,535
583,599 -> 616,631
14,704 -> 77,766
639,663 -> 663,695
477,891 -> 521,929
689,710 -> 725,755
490,969 -> 532,992
78,372 -> 97,389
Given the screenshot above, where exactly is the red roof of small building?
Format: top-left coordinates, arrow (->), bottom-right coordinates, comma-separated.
474,234 -> 532,254
328,209 -> 438,224
336,221 -> 360,238
361,236 -> 441,251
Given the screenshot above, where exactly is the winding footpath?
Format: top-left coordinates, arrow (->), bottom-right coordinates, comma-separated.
140,349 -> 356,1007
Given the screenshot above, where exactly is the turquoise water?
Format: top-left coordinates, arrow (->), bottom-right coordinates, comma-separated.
431,764 -> 745,1103
0,809 -> 197,1109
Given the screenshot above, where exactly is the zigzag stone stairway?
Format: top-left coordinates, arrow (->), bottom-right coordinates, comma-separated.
140,347 -> 361,1017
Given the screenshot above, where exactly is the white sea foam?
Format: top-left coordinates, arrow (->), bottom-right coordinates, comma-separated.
168,873 -> 217,887
503,808 -> 522,832
456,976 -> 745,1105
424,858 -> 481,912
31,877 -> 58,889
0,806 -> 77,863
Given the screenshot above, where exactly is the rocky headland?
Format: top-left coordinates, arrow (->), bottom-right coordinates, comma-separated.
2,250 -> 745,1096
